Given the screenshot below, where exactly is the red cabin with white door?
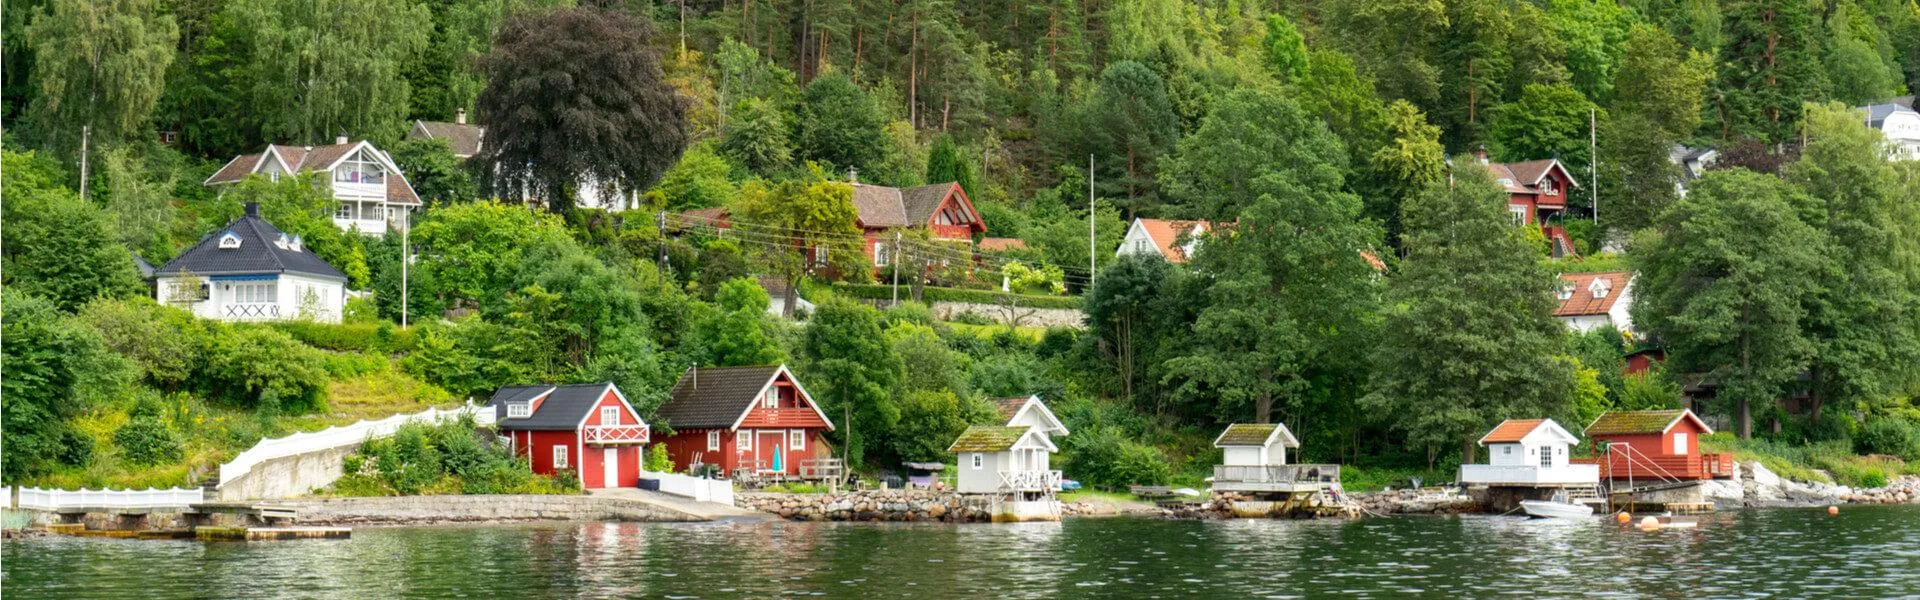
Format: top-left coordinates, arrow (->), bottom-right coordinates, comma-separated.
654,365 -> 835,478
1572,409 -> 1733,480
488,382 -> 650,489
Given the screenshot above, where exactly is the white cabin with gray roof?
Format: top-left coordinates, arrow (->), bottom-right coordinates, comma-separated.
1864,102 -> 1920,159
153,203 -> 349,323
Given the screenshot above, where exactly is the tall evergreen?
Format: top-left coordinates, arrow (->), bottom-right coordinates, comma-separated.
1714,0 -> 1828,144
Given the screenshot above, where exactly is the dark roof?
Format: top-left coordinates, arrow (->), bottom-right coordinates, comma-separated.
657,366 -> 783,430
850,185 -> 910,227
1864,103 -> 1918,129
132,254 -> 156,279
947,426 -> 1031,453
410,120 -> 485,157
488,383 -> 621,430
153,209 -> 348,281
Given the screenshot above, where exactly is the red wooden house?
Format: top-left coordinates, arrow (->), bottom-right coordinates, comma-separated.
1573,409 -> 1733,480
654,365 -> 835,478
489,382 -> 650,489
1473,149 -> 1581,258
673,177 -> 987,278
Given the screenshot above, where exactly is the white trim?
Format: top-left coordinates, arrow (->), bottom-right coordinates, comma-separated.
572,383 -> 648,432
1212,423 -> 1301,448
258,145 -> 295,175
601,406 -> 620,426
1476,418 -> 1580,447
725,365 -> 836,431
553,444 -> 569,469
737,429 -> 751,451
1011,429 -> 1060,453
789,429 -> 805,450
1005,395 -> 1070,436
507,403 -> 532,419
971,453 -> 983,470
706,430 -> 720,452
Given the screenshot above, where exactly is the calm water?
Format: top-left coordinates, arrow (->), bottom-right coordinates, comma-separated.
7,506 -> 1920,598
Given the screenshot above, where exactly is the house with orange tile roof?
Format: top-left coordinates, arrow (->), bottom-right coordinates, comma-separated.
1116,218 -> 1213,263
1458,418 -> 1597,488
204,137 -> 421,236
1555,271 -> 1634,333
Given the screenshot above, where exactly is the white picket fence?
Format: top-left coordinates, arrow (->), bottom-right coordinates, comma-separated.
644,471 -> 735,506
217,403 -> 494,488
13,486 -> 204,511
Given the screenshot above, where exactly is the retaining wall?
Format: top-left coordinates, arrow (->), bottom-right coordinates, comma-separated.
217,445 -> 359,501
276,494 -> 700,526
738,490 -> 997,522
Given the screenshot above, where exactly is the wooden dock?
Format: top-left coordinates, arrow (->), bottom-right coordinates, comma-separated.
194,526 -> 351,541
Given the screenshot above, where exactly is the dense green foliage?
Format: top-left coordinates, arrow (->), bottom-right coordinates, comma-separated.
331,415 -> 577,496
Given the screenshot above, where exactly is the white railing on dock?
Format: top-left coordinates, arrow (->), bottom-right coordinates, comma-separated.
643,471 -> 735,506
999,470 -> 1063,492
1458,464 -> 1600,486
218,403 -> 492,487
13,486 -> 204,511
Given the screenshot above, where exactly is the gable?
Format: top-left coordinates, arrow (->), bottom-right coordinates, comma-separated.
1004,396 -> 1069,436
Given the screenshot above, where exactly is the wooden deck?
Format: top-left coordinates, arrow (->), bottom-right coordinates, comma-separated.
1572,453 -> 1734,480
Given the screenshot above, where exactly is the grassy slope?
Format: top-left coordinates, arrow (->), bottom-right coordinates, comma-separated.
1701,433 -> 1919,487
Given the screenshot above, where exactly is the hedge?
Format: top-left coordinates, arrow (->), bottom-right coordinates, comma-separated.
268,321 -> 420,354
827,283 -> 1083,310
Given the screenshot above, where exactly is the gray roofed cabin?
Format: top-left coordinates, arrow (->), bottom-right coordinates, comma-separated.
152,203 -> 349,323
487,382 -> 650,489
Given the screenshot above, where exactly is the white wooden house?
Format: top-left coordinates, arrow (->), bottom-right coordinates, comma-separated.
948,426 -> 1061,496
153,203 -> 348,323
205,138 -> 422,235
1211,423 -> 1339,492
1115,218 -> 1213,263
992,395 -> 1070,437
1554,272 -> 1635,333
1457,418 -> 1598,487
1865,103 -> 1920,160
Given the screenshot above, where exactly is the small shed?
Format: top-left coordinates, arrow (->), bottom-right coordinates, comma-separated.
489,382 -> 650,489
1481,419 -> 1579,468
1577,409 -> 1730,480
902,462 -> 946,489
1213,423 -> 1300,467
948,426 -> 1059,495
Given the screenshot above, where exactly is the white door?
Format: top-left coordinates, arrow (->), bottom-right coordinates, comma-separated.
1672,433 -> 1688,455
603,447 -> 619,488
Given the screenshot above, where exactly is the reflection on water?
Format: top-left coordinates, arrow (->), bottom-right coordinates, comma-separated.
7,506 -> 1920,598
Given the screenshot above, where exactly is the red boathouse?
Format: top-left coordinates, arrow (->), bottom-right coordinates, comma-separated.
654,365 -> 835,479
1574,409 -> 1733,481
489,382 -> 650,489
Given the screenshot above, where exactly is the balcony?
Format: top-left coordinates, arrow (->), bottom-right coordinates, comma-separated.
999,469 -> 1063,492
221,302 -> 281,321
1458,464 -> 1600,487
738,407 -> 824,428
1212,464 -> 1341,492
584,424 -> 649,445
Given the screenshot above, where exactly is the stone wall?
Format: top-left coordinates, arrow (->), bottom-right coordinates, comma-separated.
277,494 -> 700,526
216,444 -> 358,501
929,302 -> 1085,329
737,490 -> 997,522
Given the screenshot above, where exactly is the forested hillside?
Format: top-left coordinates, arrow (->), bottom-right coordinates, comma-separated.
6,0 -> 1920,491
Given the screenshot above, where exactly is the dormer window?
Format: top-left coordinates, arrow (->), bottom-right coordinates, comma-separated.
218,232 -> 243,249
333,149 -> 385,185
507,402 -> 532,418
1589,278 -> 1611,298
1557,282 -> 1575,301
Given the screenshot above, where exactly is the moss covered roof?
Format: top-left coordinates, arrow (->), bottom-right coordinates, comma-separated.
947,426 -> 1030,453
1213,423 -> 1299,448
1585,410 -> 1689,435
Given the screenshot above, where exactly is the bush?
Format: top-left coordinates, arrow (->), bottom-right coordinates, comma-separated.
113,419 -> 184,467
270,321 -> 418,354
200,326 -> 329,413
1061,428 -> 1172,491
949,310 -> 994,325
1856,419 -> 1920,461
830,283 -> 1084,309
327,415 -> 576,496
644,444 -> 675,473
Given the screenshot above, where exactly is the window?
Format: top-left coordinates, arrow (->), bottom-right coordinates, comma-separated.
231,282 -> 278,304
553,445 -> 569,469
789,430 -> 805,450
601,406 -> 620,425
335,203 -> 355,220
218,232 -> 243,249
737,430 -> 752,450
970,453 -> 983,469
1502,446 -> 1512,455
1557,282 -> 1575,301
812,245 -> 829,268
874,242 -> 891,267
1673,432 -> 1688,455
1589,279 -> 1611,298
762,389 -> 778,409
507,403 -> 531,418
706,430 -> 720,451
1508,205 -> 1528,227
332,150 -> 385,185
1539,446 -> 1553,468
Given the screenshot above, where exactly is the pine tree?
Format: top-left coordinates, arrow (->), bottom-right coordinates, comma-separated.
1715,0 -> 1828,144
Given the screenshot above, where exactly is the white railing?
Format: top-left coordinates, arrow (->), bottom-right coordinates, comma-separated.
1458,464 -> 1600,486
14,486 -> 204,511
585,424 -> 650,445
1213,464 -> 1342,484
222,303 -> 281,320
218,403 -> 493,487
643,471 -> 735,506
999,470 -> 1063,492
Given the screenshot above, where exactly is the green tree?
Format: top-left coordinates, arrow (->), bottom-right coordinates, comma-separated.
691,278 -> 786,367
1,150 -> 142,311
1260,15 -> 1310,85
1632,169 -> 1830,439
1715,0 -> 1828,143
225,0 -> 429,144
100,146 -> 179,261
1368,159 -> 1580,465
1825,2 -> 1905,106
925,135 -> 979,199
1,292 -> 134,480
1085,61 -> 1180,218
719,97 -> 794,175
1084,252 -> 1187,408
389,137 -> 476,205
1611,25 -> 1715,140
731,169 -> 869,314
1325,0 -> 1448,106
411,200 -> 572,311
25,0 -> 178,162
652,143 -> 739,211
797,71 -> 887,174
1436,0 -> 1512,144
476,6 -> 688,211
1160,87 -> 1351,221
1595,113 -> 1684,239
1368,100 -> 1446,244
802,297 -> 904,468
1488,83 -> 1603,175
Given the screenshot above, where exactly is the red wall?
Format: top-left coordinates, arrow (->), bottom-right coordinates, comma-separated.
503,388 -> 646,489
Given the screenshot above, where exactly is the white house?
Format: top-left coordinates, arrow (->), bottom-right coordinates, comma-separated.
1864,102 -> 1920,160
1669,145 -> 1718,197
204,138 -> 422,236
1116,218 -> 1213,263
153,203 -> 349,323
948,425 -> 1061,496
1554,272 -> 1634,333
1457,418 -> 1598,487
1210,422 -> 1341,493
993,395 -> 1070,437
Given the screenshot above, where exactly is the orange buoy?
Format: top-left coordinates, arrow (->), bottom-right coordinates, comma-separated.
1616,511 -> 1632,524
1639,516 -> 1660,529
1828,505 -> 1839,516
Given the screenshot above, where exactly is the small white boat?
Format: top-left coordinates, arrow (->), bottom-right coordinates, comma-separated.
1520,499 -> 1595,519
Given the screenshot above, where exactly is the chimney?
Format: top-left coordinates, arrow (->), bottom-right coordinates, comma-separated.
455,108 -> 467,125
846,167 -> 859,185
245,202 -> 262,218
1473,145 -> 1490,165
335,134 -> 349,145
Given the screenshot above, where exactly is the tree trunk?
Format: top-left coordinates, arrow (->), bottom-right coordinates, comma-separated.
1807,366 -> 1824,424
1460,435 -> 1477,466
908,18 -> 919,128
1739,328 -> 1754,440
784,271 -> 799,318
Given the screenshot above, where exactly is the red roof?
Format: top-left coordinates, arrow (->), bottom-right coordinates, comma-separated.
978,237 -> 1027,252
1482,419 -> 1547,444
1483,158 -> 1577,196
1131,218 -> 1216,263
1555,272 -> 1630,317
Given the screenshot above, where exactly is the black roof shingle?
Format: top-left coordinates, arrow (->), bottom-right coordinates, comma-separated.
153,204 -> 348,281
488,383 -> 626,430
656,366 -> 785,430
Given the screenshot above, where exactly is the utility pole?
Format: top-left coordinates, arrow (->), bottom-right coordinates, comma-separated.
77,125 -> 92,201
401,213 -> 410,329
657,210 -> 669,274
1590,108 -> 1599,225
890,230 -> 901,305
1088,154 -> 1096,288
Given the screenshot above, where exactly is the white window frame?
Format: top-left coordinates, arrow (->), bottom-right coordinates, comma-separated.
218,232 -> 243,248
507,403 -> 531,418
1539,446 -> 1552,468
789,430 -> 804,450
971,453 -> 983,470
335,202 -> 354,220
600,406 -> 620,425
232,282 -> 278,304
1673,433 -> 1688,455
812,245 -> 829,268
1508,205 -> 1528,227
333,150 -> 385,185
706,430 -> 720,451
874,242 -> 890,267
762,389 -> 778,409
553,444 -> 569,469
738,430 -> 752,451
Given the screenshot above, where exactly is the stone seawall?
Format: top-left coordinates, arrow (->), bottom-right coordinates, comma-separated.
278,494 -> 700,526
217,444 -> 358,501
738,491 -> 999,522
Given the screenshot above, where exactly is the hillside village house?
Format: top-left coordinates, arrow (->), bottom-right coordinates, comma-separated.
489,383 -> 650,489
204,138 -> 422,236
1458,419 -> 1599,487
1573,409 -> 1733,481
1471,149 -> 1581,258
1116,218 -> 1212,263
153,203 -> 348,323
948,425 -> 1061,496
1555,271 -> 1635,333
405,111 -> 648,211
674,174 -> 988,275
1864,102 -> 1920,159
653,365 -> 836,479
1669,145 -> 1719,197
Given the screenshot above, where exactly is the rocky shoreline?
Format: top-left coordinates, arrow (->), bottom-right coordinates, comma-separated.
1699,462 -> 1920,508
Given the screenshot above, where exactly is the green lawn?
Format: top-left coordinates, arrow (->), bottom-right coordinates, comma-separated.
942,320 -> 1050,342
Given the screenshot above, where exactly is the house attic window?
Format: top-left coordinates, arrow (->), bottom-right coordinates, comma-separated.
218,232 -> 243,249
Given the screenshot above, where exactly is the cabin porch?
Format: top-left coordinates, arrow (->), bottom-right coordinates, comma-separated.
1211,464 -> 1341,493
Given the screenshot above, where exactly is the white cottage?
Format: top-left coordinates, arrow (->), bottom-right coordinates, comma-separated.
1211,423 -> 1339,493
992,395 -> 1070,437
1457,418 -> 1598,486
1115,218 -> 1214,263
1554,272 -> 1634,333
1865,103 -> 1920,160
153,203 -> 349,323
948,425 -> 1061,496
205,138 -> 422,235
